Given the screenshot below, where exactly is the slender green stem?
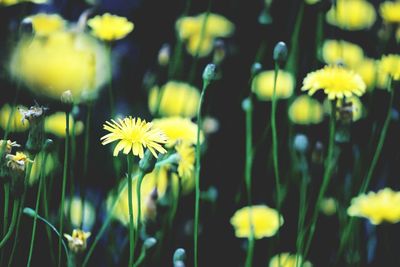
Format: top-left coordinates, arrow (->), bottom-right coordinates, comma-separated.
59,110 -> 70,267
2,183 -> 10,240
42,174 -> 56,264
244,233 -> 255,267
169,176 -> 181,228
244,97 -> 253,205
127,155 -> 135,267
132,244 -> 147,267
135,171 -> 145,244
27,152 -> 48,267
0,199 -> 19,248
303,101 -> 336,259
271,62 -> 282,253
194,79 -> 210,267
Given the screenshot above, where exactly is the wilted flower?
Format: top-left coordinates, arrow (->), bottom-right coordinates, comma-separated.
322,40 -> 364,68
152,117 -> 203,147
269,253 -> 312,267
27,13 -> 65,36
380,1 -> 400,24
0,140 -> 20,155
6,151 -> 32,173
348,188 -> 400,225
302,65 -> 366,100
326,0 -> 376,31
379,54 -> 400,81
0,104 -> 29,132
64,229 -> 91,254
288,95 -> 324,125
176,13 -> 234,57
101,117 -> 167,158
230,205 -> 284,239
45,112 -> 84,138
251,70 -> 295,101
87,13 -> 134,41
148,81 -> 200,118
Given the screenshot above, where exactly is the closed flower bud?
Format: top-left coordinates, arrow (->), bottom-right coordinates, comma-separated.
43,139 -> 54,152
241,97 -> 252,112
158,44 -> 171,66
144,237 -> 157,249
23,207 -> 37,218
173,248 -> 186,263
61,90 -> 74,104
139,149 -> 158,174
294,134 -> 309,153
273,41 -> 288,66
202,63 -> 217,85
251,62 -> 262,77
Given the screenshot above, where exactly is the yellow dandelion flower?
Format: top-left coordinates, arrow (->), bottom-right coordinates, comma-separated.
354,58 -> 377,90
148,81 -> 200,118
9,31 -> 109,102
288,95 -> 324,125
230,205 -> 284,239
175,142 -> 195,180
348,188 -> 400,225
88,13 -> 134,41
152,117 -> 204,147
64,229 -> 91,254
101,117 -> 167,158
28,13 -> 65,36
326,0 -> 376,31
176,13 -> 234,57
252,70 -> 295,101
379,54 -> 400,81
107,168 -> 169,226
322,40 -> 364,68
6,151 -> 33,173
29,152 -> 57,186
0,104 -> 29,132
302,65 -> 366,100
45,112 -> 84,138
380,1 -> 400,24
269,253 -> 312,267
64,197 -> 96,230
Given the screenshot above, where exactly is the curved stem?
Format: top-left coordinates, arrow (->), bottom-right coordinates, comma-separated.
0,199 -> 19,248
59,110 -> 70,267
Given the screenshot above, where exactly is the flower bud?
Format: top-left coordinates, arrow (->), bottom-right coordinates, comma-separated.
43,139 -> 54,152
139,149 -> 157,174
202,63 -> 217,86
273,41 -> 288,66
294,134 -> 309,153
23,207 -> 37,218
61,90 -> 74,104
173,248 -> 186,263
251,62 -> 262,77
144,237 -> 157,249
241,98 -> 252,112
158,44 -> 171,66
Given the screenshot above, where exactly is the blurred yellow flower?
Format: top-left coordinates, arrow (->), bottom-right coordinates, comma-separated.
152,117 -> 203,147
379,54 -> 400,81
64,229 -> 91,254
252,70 -> 295,101
176,13 -> 234,57
148,81 -> 200,118
175,142 -> 195,181
0,140 -> 20,155
320,197 -> 337,216
64,197 -> 96,230
326,0 -> 376,30
88,13 -> 134,41
101,117 -> 167,158
322,40 -> 364,68
380,1 -> 400,23
28,13 -> 65,36
45,112 -> 84,138
348,188 -> 400,225
0,104 -> 29,132
323,96 -> 364,121
0,0 -> 47,6
269,253 -> 312,267
230,205 -> 283,239
10,31 -> 109,102
28,152 -> 57,186
302,65 -> 366,100
107,168 -> 169,226
288,95 -> 324,125
354,58 -> 377,90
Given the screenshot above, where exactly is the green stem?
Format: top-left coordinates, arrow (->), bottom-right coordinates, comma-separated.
42,174 -> 56,264
244,234 -> 255,267
285,2 -> 304,76
27,152 -> 48,267
303,101 -> 336,259
244,96 -> 253,205
132,244 -> 147,267
127,155 -> 135,267
59,110 -> 70,267
135,171 -> 145,245
0,199 -> 19,248
271,62 -> 282,252
194,78 -> 210,267
2,183 -> 10,241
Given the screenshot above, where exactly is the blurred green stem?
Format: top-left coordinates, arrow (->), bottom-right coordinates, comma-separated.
0,199 -> 19,248
127,155 -> 136,267
135,171 -> 145,245
59,110 -> 70,267
2,184 -> 10,243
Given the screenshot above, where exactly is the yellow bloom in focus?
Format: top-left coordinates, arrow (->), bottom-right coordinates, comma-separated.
379,54 -> 400,81
64,197 -> 96,230
28,13 -> 65,36
326,0 -> 376,31
176,13 -> 235,57
288,95 -> 324,125
29,152 -> 57,186
101,117 -> 167,158
107,168 -> 169,226
269,253 -> 312,267
88,13 -> 134,41
0,104 -> 29,132
302,65 -> 366,100
64,229 -> 91,254
252,70 -> 295,101
45,112 -> 84,138
380,1 -> 400,23
230,205 -> 283,239
355,58 -> 377,90
348,188 -> 400,225
10,31 -> 109,102
152,117 -> 203,147
148,81 -> 200,118
322,40 -> 364,68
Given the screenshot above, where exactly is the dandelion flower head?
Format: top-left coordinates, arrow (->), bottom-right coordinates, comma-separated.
88,13 -> 134,41
379,54 -> 400,81
380,1 -> 400,23
27,13 -> 65,36
101,117 -> 167,158
302,65 -> 366,100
